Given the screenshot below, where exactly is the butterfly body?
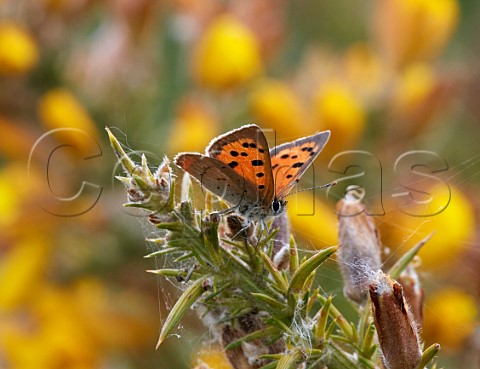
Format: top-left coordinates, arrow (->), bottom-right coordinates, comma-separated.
174,124 -> 330,222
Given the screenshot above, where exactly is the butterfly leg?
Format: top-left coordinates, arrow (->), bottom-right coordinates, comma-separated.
210,205 -> 238,220
251,218 -> 268,249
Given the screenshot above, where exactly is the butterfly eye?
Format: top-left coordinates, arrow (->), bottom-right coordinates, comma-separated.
271,199 -> 282,214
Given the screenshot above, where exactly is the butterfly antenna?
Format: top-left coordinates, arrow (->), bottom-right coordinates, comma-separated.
284,180 -> 337,197
277,177 -> 305,199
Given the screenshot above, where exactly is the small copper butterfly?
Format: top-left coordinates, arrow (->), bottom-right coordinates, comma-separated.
174,124 -> 330,221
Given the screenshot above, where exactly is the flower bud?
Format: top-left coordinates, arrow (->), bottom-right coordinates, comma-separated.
336,186 -> 382,303
369,271 -> 422,369
398,265 -> 424,326
107,127 -> 174,213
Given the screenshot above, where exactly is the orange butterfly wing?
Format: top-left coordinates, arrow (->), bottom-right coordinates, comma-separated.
174,153 -> 258,206
206,124 -> 274,204
270,131 -> 330,199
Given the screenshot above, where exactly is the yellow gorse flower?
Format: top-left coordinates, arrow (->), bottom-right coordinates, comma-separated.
393,63 -> 436,114
249,78 -> 309,137
0,22 -> 39,75
313,80 -> 365,155
423,288 -> 477,350
288,192 -> 338,248
0,278 -> 157,369
386,184 -> 475,269
167,99 -> 219,153
193,14 -> 262,90
0,236 -> 51,310
344,43 -> 386,102
192,345 -> 234,369
0,163 -> 45,230
390,63 -> 446,133
37,89 -> 99,153
374,0 -> 459,68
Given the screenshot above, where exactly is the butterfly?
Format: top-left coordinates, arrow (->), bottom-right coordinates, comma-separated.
174,124 -> 330,222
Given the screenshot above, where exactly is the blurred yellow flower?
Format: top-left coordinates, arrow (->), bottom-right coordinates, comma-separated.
423,288 -> 477,350
192,345 -> 234,369
287,192 -> 338,248
193,14 -> 262,90
384,184 -> 475,269
0,118 -> 35,160
249,79 -> 310,137
393,63 -> 436,114
374,0 -> 459,68
344,43 -> 386,102
168,99 -> 219,152
313,80 -> 365,156
0,163 -> 44,231
1,278 -> 157,369
0,236 -> 51,310
71,278 -> 157,349
0,167 -> 21,227
0,22 -> 39,75
2,283 -> 98,369
37,89 -> 99,153
390,63 -> 451,133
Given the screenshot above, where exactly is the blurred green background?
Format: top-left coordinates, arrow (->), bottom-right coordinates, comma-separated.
1,0 -> 479,368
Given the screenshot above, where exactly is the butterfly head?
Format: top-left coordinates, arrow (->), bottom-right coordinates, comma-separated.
271,198 -> 287,216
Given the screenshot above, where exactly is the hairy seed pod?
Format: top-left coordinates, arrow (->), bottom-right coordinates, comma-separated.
369,271 -> 422,369
336,186 -> 382,303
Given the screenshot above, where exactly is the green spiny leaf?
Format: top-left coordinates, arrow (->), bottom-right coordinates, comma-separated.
288,246 -> 336,294
260,252 -> 289,293
156,276 -> 208,348
251,292 -> 286,311
276,350 -> 302,369
315,295 -> 332,342
389,233 -> 433,279
224,325 -> 281,350
289,235 -> 299,274
417,343 -> 441,369
105,127 -> 137,174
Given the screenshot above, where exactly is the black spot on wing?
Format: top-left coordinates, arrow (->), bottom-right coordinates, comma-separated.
249,143 -> 257,148
251,160 -> 263,166
302,147 -> 314,152
228,161 -> 239,169
230,150 -> 239,157
256,172 -> 264,177
281,154 -> 289,159
242,142 -> 249,148
241,152 -> 248,156
292,162 -> 304,168
258,185 -> 265,189
286,174 -> 293,178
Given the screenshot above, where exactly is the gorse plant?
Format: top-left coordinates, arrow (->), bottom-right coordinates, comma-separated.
107,127 -> 440,369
